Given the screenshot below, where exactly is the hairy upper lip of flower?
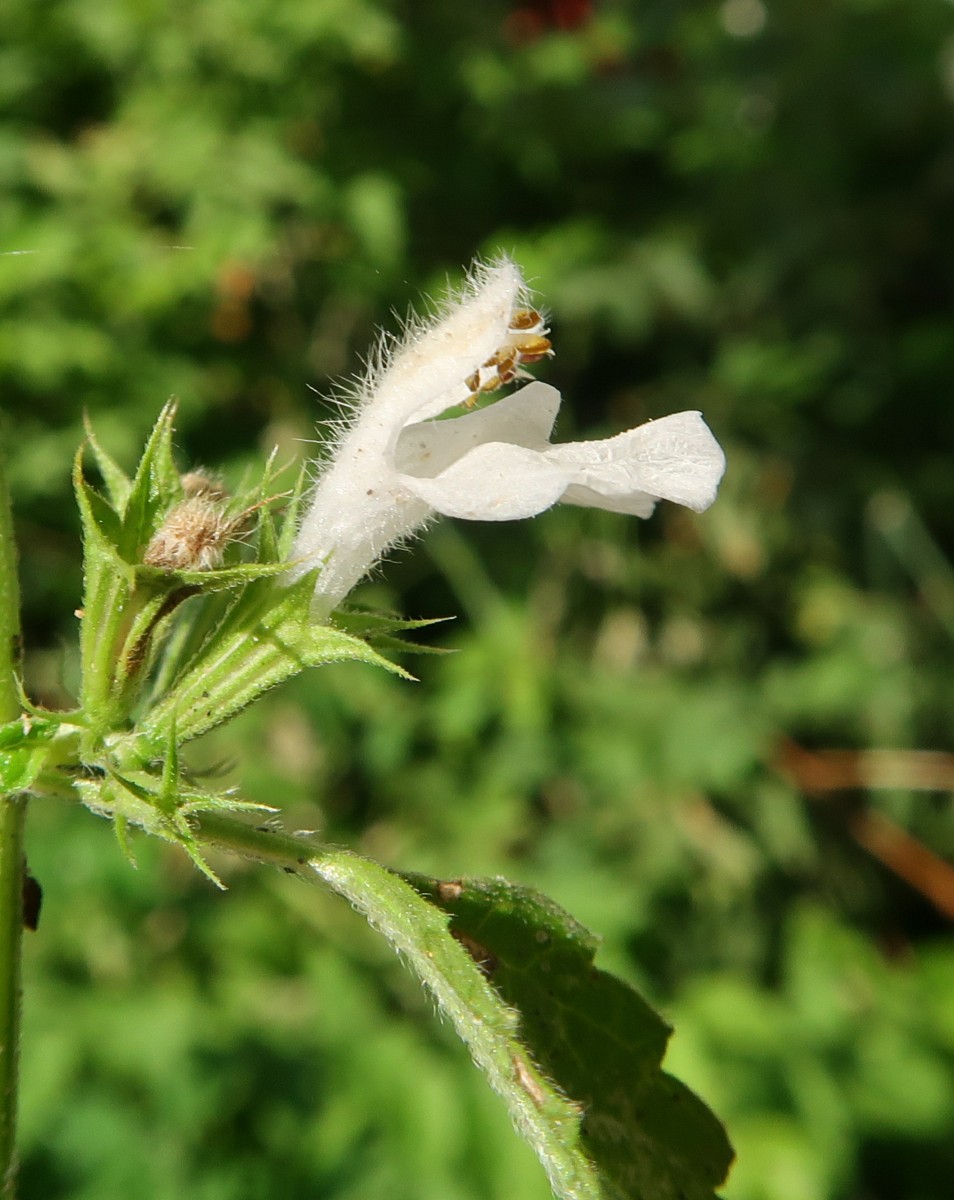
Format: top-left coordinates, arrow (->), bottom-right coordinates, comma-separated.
288,257 -> 727,617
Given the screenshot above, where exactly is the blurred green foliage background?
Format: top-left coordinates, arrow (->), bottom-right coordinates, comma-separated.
3,0 -> 954,1196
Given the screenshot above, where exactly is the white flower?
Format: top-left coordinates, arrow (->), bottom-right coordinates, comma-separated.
289,258 -> 726,617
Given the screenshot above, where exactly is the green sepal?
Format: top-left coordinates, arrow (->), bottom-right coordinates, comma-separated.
76,758 -> 276,889
251,445 -> 298,565
74,442 -> 137,736
73,445 -> 127,566
256,505 -> 280,566
89,768 -> 228,889
117,398 -> 182,561
333,608 -> 453,656
108,586 -> 194,707
156,710 -> 182,816
82,412 -> 133,511
246,456 -> 283,565
135,557 -> 292,592
276,460 -> 311,561
140,572 -> 408,750
112,812 -> 136,867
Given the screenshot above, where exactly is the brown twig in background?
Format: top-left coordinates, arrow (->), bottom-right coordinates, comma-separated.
850,809 -> 954,922
775,738 -> 954,921
776,739 -> 954,793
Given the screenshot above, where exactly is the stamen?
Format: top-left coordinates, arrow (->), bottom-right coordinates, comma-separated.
462,307 -> 554,408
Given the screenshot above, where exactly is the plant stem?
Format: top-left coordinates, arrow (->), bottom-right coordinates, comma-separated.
0,800 -> 24,1200
191,811 -> 325,868
0,426 -> 25,1199
0,432 -> 19,724
189,811 -> 379,886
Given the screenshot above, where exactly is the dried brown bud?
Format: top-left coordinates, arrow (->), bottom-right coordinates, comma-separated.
180,470 -> 229,501
143,497 -> 236,572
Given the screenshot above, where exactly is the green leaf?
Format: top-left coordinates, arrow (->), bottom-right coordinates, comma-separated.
405,874 -> 734,1200
155,810 -> 735,1198
306,853 -> 604,1200
142,589 -> 228,704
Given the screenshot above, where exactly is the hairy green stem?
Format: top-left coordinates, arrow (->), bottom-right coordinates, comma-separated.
0,428 -> 25,1199
190,811 -> 324,869
0,801 -> 24,1200
0,435 -> 19,724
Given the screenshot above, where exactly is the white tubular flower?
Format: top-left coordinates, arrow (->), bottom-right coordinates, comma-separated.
289,257 -> 726,617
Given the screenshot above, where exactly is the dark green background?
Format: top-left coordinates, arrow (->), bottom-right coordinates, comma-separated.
3,1 -> 953,1197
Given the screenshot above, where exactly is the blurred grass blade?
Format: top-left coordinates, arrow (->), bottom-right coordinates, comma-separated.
868,490 -> 954,641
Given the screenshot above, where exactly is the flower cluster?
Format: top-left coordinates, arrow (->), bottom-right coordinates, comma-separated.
289,258 -> 726,616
